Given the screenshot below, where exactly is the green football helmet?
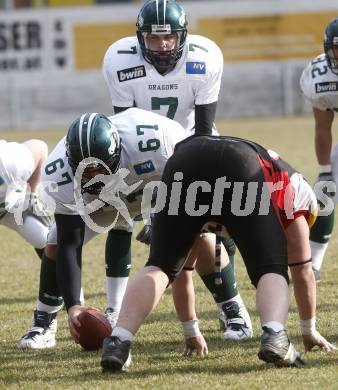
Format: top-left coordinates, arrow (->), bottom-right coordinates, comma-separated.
66,113 -> 121,193
324,17 -> 338,75
136,0 -> 188,74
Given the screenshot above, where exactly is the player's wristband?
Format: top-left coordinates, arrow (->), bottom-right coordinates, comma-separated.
319,164 -> 332,174
181,319 -> 201,338
300,317 -> 316,335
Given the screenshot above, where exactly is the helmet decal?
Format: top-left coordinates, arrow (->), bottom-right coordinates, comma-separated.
178,11 -> 186,27
138,14 -> 144,28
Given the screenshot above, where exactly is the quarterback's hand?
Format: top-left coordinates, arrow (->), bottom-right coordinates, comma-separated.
315,171 -> 336,197
302,331 -> 337,352
136,222 -> 152,245
68,305 -> 99,343
183,335 -> 208,357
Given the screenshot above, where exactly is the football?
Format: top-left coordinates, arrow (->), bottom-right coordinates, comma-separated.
77,308 -> 112,351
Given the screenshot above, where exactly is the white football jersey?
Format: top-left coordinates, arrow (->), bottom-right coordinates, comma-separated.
102,34 -> 223,132
300,53 -> 338,111
0,141 -> 35,217
41,108 -> 188,231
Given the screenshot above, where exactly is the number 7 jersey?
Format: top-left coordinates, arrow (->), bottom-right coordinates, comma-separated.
102,35 -> 223,132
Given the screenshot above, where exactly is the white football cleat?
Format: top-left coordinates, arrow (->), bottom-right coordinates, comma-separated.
17,310 -> 57,349
219,301 -> 253,340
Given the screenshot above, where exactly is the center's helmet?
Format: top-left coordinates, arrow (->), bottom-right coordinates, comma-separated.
66,113 -> 121,194
324,17 -> 338,75
136,0 -> 188,74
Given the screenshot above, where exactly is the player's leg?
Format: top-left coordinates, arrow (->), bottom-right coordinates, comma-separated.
104,229 -> 132,328
0,206 -> 50,259
310,142 -> 338,280
195,234 -> 252,340
17,223 -> 93,349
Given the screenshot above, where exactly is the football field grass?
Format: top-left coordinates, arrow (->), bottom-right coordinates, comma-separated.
0,115 -> 337,389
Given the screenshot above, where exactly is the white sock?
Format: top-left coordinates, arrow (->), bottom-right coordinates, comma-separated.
310,241 -> 328,271
216,293 -> 244,310
262,321 -> 284,332
112,326 -> 133,342
36,300 -> 62,314
106,277 -> 128,311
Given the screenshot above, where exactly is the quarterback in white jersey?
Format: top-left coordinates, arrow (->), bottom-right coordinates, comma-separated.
300,16 -> 338,280
102,1 -> 223,135
0,139 -> 50,251
103,34 -> 223,133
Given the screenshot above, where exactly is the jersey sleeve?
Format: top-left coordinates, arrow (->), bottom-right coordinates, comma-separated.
102,42 -> 135,108
161,119 -> 189,159
194,39 -> 223,106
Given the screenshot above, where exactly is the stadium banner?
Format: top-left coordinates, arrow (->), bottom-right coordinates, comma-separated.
1,0 -> 338,128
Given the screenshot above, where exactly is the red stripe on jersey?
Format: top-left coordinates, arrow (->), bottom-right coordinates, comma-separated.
257,155 -> 296,230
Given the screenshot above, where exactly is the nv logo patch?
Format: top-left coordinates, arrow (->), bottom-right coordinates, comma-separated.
0,176 -> 4,186
315,81 -> 338,93
186,62 -> 206,74
134,160 -> 155,175
117,65 -> 146,82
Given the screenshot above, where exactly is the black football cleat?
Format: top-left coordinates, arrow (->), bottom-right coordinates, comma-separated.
101,336 -> 132,372
258,326 -> 306,368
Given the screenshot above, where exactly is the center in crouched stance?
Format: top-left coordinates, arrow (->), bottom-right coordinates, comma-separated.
101,135 -> 335,371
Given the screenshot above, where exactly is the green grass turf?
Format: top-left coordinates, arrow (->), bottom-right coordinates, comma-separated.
0,114 -> 337,389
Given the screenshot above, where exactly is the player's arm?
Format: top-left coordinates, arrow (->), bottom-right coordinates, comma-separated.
171,244 -> 208,357
113,106 -> 133,114
194,101 -> 217,136
22,139 -> 48,193
313,107 -> 336,195
313,107 -> 334,165
287,217 -> 336,351
55,213 -> 86,341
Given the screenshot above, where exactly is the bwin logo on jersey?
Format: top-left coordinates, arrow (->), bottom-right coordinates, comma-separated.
118,65 -> 146,82
134,160 -> 155,175
186,62 -> 206,74
315,82 -> 338,93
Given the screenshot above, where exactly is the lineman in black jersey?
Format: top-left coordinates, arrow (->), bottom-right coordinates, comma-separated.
101,135 -> 336,371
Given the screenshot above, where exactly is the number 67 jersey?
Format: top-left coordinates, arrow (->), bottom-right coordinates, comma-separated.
102,35 -> 223,132
300,53 -> 338,111
41,108 -> 189,227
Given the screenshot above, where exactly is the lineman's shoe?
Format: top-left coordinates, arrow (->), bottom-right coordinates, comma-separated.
219,301 -> 253,340
258,326 -> 306,367
105,308 -> 119,330
17,310 -> 57,349
101,336 -> 132,372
